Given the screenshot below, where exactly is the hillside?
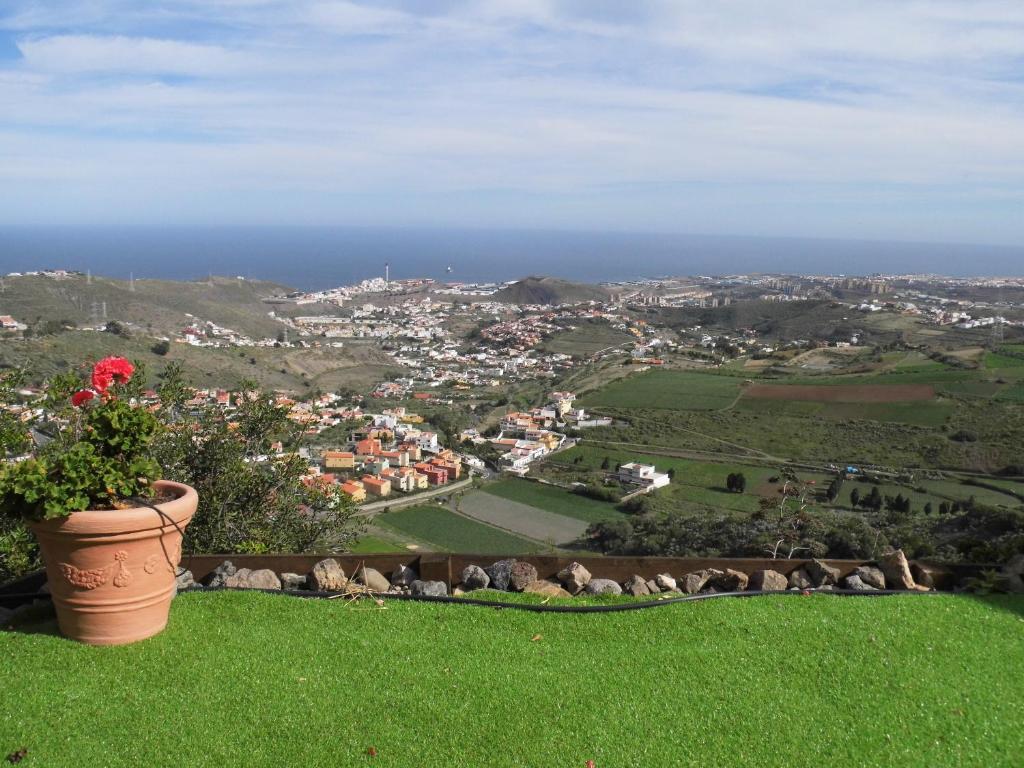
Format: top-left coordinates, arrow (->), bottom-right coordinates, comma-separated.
0,331 -> 402,393
491,275 -> 611,305
0,273 -> 291,339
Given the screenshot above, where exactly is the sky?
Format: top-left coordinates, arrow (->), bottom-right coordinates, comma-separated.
1,1 -> 1024,245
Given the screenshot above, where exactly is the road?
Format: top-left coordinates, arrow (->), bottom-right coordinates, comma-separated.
356,476 -> 475,515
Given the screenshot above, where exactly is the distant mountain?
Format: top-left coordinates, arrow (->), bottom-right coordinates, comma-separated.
491,276 -> 611,305
0,273 -> 293,339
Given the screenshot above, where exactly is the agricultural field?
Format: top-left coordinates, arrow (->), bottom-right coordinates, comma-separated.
374,504 -> 541,554
580,369 -> 742,410
742,383 -> 935,403
541,321 -> 636,357
543,441 -> 1023,520
458,490 -> 589,547
482,479 -> 625,523
577,356 -> 1024,472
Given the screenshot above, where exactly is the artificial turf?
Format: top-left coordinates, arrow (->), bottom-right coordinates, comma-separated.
2,591 -> 1023,767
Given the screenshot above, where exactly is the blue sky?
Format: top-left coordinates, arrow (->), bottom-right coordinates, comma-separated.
1,1 -> 1023,245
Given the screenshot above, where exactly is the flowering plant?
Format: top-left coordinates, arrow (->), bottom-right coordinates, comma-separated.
0,357 -> 162,521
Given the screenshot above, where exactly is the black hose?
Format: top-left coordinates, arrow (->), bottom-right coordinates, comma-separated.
191,585 -> 935,613
3,586 -> 937,614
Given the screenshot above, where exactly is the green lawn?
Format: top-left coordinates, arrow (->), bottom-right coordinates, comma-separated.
483,478 -> 626,523
375,504 -> 540,554
3,591 -> 1023,767
581,369 -> 742,410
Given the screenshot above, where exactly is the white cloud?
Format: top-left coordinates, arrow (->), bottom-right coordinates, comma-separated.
16,35 -> 249,76
1,0 -> 1024,240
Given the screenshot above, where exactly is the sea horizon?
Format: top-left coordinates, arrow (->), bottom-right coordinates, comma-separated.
2,225 -> 1023,292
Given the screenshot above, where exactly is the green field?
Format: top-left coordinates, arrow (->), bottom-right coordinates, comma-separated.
375,505 -> 540,554
546,444 -> 1021,516
545,444 -> 830,514
985,351 -> 1024,369
733,397 -> 954,427
3,591 -> 1023,767
482,479 -> 626,523
541,321 -> 635,356
581,369 -> 742,410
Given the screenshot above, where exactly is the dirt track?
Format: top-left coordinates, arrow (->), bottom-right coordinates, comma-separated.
743,383 -> 935,403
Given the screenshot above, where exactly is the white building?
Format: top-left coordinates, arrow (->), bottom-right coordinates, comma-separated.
618,462 -> 671,490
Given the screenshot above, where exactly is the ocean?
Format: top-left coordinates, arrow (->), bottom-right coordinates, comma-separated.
1,226 -> 1022,292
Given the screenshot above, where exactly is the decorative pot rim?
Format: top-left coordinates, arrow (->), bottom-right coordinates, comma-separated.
28,479 -> 197,536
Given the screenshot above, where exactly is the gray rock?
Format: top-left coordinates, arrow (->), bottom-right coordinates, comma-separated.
806,559 -> 840,587
390,564 -> 417,587
817,584 -> 836,592
356,566 -> 391,593
749,569 -> 788,592
655,573 -> 677,592
509,561 -> 538,592
224,568 -> 282,590
623,575 -> 651,597
175,570 -> 196,590
910,562 -> 936,589
1005,553 -> 1024,577
584,578 -> 623,596
0,606 -> 13,625
557,562 -> 592,594
524,580 -> 572,598
410,580 -> 448,597
841,573 -> 877,591
1000,573 -> 1024,594
486,559 -> 516,591
645,579 -> 661,594
308,558 -> 347,591
204,560 -> 237,587
280,572 -> 307,590
879,549 -> 915,590
788,568 -> 813,590
460,564 -> 490,591
854,565 -> 886,590
680,569 -> 720,594
709,568 -> 749,592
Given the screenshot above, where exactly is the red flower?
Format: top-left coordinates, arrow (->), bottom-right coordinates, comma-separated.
71,389 -> 95,407
91,356 -> 134,392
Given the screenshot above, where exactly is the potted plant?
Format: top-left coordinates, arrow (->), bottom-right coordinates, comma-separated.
0,357 -> 197,645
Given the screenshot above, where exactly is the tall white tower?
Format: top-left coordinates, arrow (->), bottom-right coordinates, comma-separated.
385,262 -> 390,286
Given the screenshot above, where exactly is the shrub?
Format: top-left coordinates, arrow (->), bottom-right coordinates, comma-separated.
0,357 -> 160,521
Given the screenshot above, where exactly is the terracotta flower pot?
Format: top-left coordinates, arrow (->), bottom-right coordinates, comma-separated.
30,480 -> 197,646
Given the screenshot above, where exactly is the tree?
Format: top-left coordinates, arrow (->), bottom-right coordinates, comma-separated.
850,487 -> 861,508
923,502 -> 933,516
151,365 -> 364,554
726,473 -> 747,493
0,370 -> 40,582
151,340 -> 171,356
600,456 -> 610,470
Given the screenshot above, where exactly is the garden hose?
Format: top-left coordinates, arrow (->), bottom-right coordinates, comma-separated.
2,584 -> 938,615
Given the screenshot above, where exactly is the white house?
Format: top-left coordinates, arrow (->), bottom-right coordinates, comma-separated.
618,462 -> 671,490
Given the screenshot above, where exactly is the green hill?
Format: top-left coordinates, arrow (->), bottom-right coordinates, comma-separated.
0,330 -> 401,394
0,273 -> 291,339
491,276 -> 611,305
